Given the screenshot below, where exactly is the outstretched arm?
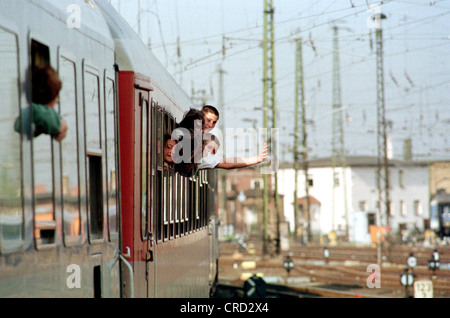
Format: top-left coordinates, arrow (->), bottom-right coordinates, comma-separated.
215,144 -> 269,170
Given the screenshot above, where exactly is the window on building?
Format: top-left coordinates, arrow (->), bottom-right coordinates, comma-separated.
358,201 -> 367,211
400,200 -> 407,216
333,172 -> 340,187
251,178 -> 262,190
398,170 -> 404,189
308,175 -> 314,187
414,200 -> 422,216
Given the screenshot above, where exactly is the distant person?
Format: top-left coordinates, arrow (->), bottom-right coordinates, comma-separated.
14,65 -> 68,142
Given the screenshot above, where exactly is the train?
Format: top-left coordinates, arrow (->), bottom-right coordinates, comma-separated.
430,193 -> 450,239
0,0 -> 219,298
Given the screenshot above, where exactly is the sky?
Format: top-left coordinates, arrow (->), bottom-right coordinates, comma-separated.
110,0 -> 450,162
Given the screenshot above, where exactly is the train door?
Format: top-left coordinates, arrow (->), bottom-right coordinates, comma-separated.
133,88 -> 152,297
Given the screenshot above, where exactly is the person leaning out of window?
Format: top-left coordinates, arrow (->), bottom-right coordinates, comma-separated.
14,65 -> 68,142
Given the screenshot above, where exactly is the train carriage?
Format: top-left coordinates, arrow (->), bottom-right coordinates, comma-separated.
0,0 -> 218,298
96,0 -> 218,298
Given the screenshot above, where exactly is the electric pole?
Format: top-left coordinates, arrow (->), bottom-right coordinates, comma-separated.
293,38 -> 302,241
374,12 -> 389,265
294,37 -> 310,243
262,0 -> 277,255
331,26 -> 349,240
217,65 -> 227,234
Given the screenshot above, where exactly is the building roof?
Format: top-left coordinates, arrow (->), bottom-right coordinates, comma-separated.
279,156 -> 430,169
298,196 -> 321,205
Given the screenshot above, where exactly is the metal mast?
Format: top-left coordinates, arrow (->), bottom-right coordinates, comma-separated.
374,13 -> 390,229
294,37 -> 310,242
331,26 -> 349,239
293,38 -> 301,240
262,0 -> 277,254
374,12 -> 389,265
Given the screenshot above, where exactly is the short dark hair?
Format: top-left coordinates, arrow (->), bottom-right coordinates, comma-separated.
202,105 -> 219,119
178,108 -> 205,130
32,66 -> 62,105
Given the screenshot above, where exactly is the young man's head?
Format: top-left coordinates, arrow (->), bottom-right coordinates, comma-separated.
201,105 -> 219,132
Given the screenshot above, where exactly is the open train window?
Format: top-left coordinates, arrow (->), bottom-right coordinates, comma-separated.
0,28 -> 23,254
31,40 -> 57,246
84,65 -> 104,242
31,40 -> 50,69
88,155 -> 103,240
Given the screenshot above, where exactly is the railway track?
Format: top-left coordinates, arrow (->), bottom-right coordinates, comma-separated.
218,241 -> 450,298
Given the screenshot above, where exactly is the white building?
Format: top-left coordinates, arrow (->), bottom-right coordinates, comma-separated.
277,157 -> 430,243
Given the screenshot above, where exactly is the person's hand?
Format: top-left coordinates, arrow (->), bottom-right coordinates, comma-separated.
258,143 -> 269,163
55,119 -> 68,142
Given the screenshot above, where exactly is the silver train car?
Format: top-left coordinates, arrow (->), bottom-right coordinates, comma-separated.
0,0 -> 218,298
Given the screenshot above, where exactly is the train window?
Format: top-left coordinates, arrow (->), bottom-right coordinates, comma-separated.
0,28 -> 23,254
162,111 -> 169,239
189,177 -> 195,232
150,100 -> 156,238
33,119 -> 56,245
179,176 -> 184,235
141,97 -> 149,240
163,167 -> 169,240
88,155 -> 103,240
168,116 -> 175,239
195,176 -> 200,229
59,56 -> 81,243
31,40 -> 49,68
175,173 -> 180,237
31,42 -> 56,246
105,78 -> 118,240
168,169 -> 174,239
84,70 -> 101,150
155,106 -> 163,242
182,176 -> 187,235
84,67 -> 104,241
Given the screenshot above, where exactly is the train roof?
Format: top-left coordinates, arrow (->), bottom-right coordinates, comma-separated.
95,0 -> 194,118
0,0 -> 114,49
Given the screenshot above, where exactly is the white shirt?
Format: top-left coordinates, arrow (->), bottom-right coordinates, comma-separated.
198,152 -> 221,169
